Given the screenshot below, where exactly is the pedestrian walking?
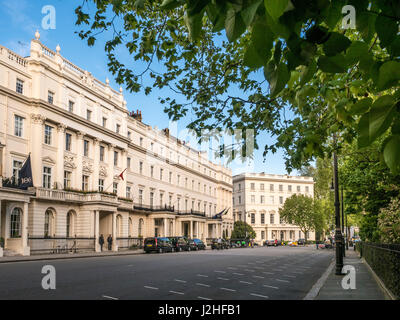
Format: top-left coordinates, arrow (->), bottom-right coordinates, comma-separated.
99,234 -> 104,252
316,240 -> 319,250
107,234 -> 113,251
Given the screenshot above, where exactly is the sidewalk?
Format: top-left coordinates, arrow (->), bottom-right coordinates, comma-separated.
0,249 -> 144,264
314,249 -> 389,300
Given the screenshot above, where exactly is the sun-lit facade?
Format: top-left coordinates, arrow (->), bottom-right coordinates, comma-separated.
0,32 -> 233,256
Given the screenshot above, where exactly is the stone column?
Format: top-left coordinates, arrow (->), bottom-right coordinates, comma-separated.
112,212 -> 118,251
190,220 -> 193,239
93,138 -> 100,191
22,202 -> 30,256
30,114 -> 46,187
164,218 -> 167,237
107,144 -> 115,193
57,124 -> 66,189
75,132 -> 84,190
0,199 -> 2,257
120,149 -> 127,197
94,210 -> 100,252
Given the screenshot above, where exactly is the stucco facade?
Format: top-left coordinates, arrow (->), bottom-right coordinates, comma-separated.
233,173 -> 315,244
0,33 -> 233,256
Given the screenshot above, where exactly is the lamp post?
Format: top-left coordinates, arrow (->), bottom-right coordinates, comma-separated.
341,186 -> 346,257
332,151 -> 344,275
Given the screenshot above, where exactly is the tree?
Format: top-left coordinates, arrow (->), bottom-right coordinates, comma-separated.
75,0 -> 400,174
378,198 -> 400,243
230,221 -> 256,240
279,194 -> 322,243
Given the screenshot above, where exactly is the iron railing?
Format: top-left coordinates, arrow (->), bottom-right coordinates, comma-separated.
176,210 -> 206,217
28,237 -> 95,255
133,203 -> 175,212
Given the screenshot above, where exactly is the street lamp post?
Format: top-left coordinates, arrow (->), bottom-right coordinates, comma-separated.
333,151 -> 344,275
341,186 -> 346,258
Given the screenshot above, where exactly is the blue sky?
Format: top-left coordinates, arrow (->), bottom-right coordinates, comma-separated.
0,0 -> 298,176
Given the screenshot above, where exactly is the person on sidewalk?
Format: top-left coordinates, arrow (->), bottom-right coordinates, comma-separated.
99,234 -> 104,252
107,234 -> 113,251
316,240 -> 319,250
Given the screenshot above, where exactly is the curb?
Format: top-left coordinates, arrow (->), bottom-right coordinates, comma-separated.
0,251 -> 145,264
303,257 -> 335,300
361,257 -> 397,300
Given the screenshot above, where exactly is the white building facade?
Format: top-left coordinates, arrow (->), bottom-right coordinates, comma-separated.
0,33 -> 233,257
233,173 -> 315,244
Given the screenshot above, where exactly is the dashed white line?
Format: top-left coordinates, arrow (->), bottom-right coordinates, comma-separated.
276,279 -> 290,283
197,274 -> 209,278
250,293 -> 269,299
169,290 -> 185,295
198,296 -> 212,300
174,279 -> 187,283
215,271 -> 226,274
220,288 -> 236,292
253,275 -> 265,279
227,267 -> 238,270
196,283 -> 211,287
263,285 -> 279,289
284,275 -> 296,278
102,295 -> 119,300
263,272 -> 274,275
233,272 -> 244,276
244,269 -> 255,272
144,286 -> 159,290
240,281 -> 253,284
217,277 -> 230,281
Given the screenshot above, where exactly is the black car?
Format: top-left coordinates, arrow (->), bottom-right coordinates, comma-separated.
168,236 -> 189,252
297,238 -> 306,246
144,237 -> 174,253
192,238 -> 206,250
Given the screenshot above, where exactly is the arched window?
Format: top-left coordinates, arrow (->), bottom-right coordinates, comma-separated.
66,211 -> 76,238
10,208 -> 22,238
138,218 -> 144,237
44,209 -> 55,238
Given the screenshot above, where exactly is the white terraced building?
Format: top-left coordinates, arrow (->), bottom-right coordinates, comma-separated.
0,32 -> 233,257
233,173 -> 316,245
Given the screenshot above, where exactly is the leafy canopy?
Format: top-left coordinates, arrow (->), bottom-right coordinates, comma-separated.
230,220 -> 256,239
75,0 -> 400,172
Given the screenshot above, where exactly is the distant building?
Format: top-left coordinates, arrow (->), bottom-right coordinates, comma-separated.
0,32 -> 233,257
233,172 -> 315,244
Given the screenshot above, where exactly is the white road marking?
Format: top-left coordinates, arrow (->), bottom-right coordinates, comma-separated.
169,290 -> 185,295
227,267 -> 238,270
102,295 -> 119,300
174,279 -> 187,283
254,267 -> 264,270
215,270 -> 226,274
263,272 -> 274,275
253,275 -> 265,279
250,293 -> 269,299
196,283 -> 211,287
198,296 -> 212,300
233,272 -> 244,276
217,277 -> 230,281
276,279 -> 290,283
240,281 -> 253,284
247,262 -> 256,265
144,286 -> 159,290
284,275 -> 296,278
220,288 -> 236,292
263,285 -> 279,289
197,274 -> 209,278
244,269 -> 255,272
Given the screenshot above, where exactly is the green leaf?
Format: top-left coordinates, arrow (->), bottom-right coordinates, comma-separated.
241,0 -> 263,27
317,54 -> 348,73
264,9 -> 290,38
323,32 -> 352,57
383,135 -> 400,174
369,95 -> 396,144
357,112 -> 370,148
160,0 -> 181,10
225,6 -> 246,42
300,60 -> 317,85
375,14 -> 398,48
206,2 -> 227,32
264,0 -> 289,21
184,11 -> 203,41
377,61 -> 400,91
264,62 -> 290,97
347,98 -> 372,115
356,11 -> 376,43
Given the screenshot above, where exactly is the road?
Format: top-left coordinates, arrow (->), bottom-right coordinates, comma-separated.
0,246 -> 333,300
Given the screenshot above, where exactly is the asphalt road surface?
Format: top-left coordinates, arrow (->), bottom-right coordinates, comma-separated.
0,246 -> 333,300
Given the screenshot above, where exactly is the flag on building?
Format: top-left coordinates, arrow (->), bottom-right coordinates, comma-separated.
119,168 -> 127,181
18,154 -> 33,190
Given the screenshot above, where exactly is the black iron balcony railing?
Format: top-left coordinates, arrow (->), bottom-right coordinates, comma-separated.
176,210 -> 206,217
133,203 -> 175,212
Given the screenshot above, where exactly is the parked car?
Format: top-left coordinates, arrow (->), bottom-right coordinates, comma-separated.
192,238 -> 206,250
144,237 -> 174,253
264,240 -> 275,246
168,236 -> 190,252
297,238 -> 306,246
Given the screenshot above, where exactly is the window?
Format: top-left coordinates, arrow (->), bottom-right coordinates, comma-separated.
279,196 -> 284,204
270,184 -> 274,191
150,192 -> 154,207
279,184 -> 283,191
260,195 -> 265,204
126,186 -> 131,199
43,167 -> 52,189
99,179 -> 104,192
102,117 -> 107,127
169,171 -> 172,183
160,193 -> 164,206
306,186 -> 309,193
238,196 -> 241,204
150,142 -> 154,151
113,182 -> 118,194
139,161 -> 143,175
251,213 -> 255,224
140,137 -> 143,147
86,110 -> 92,121
116,124 -> 121,134
139,189 -> 143,205
270,196 -> 274,204
114,151 -> 118,166
16,79 -> 24,94
12,160 -> 23,181
127,157 -> 131,169
44,210 -> 54,238
100,146 -> 105,162
251,195 -> 255,204
150,166 -> 154,178
260,184 -> 264,190
270,214 -> 275,224
288,185 -> 292,192
261,214 -> 265,224
127,131 -> 131,140
10,208 -> 22,238
261,231 -> 265,240
44,125 -> 52,145
68,100 -> 74,112
185,177 -> 188,188
297,186 -> 301,192
177,175 -> 180,185
84,140 -> 89,157
64,171 -> 71,189
65,133 -> 72,151
66,211 -> 74,238
14,115 -> 23,137
251,183 -> 255,190
48,91 -> 54,104
238,184 -> 241,191
82,175 -> 89,191
160,169 -> 163,180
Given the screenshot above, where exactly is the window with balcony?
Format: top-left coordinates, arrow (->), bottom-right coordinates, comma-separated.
13,160 -> 23,181
113,182 -> 118,194
99,179 -> 104,192
82,175 -> 89,191
64,171 -> 71,189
